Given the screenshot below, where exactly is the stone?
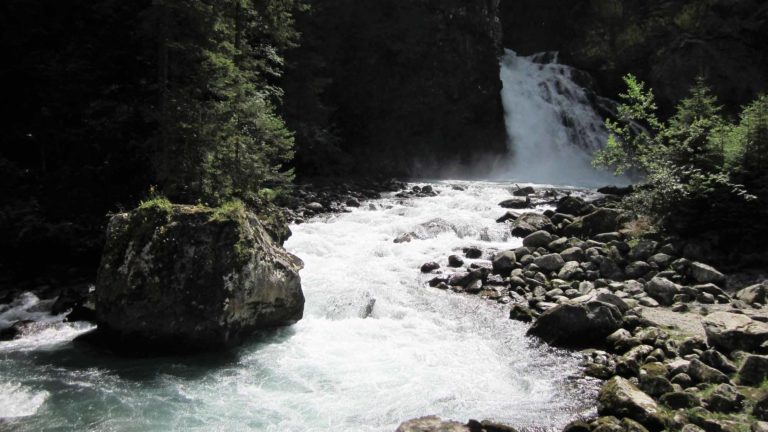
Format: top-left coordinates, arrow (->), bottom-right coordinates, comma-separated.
527,301 -> 623,348
754,394 -> 768,421
92,204 -> 305,353
499,197 -> 531,209
523,230 -> 553,248
509,304 -> 535,323
629,239 -> 658,261
496,211 -> 520,223
688,359 -> 730,384
556,196 -> 595,216
689,261 -> 726,286
305,202 -> 324,212
679,337 -> 708,356
625,261 -> 652,279
558,261 -> 583,280
735,283 -> 768,306
704,384 -> 744,413
534,253 -> 565,272
640,374 -> 674,397
660,391 -> 701,409
700,349 -> 738,374
598,377 -> 666,431
395,416 -> 469,432
565,208 -> 623,238
671,373 -> 693,388
420,262 -> 440,273
648,253 -> 673,268
463,247 -> 482,259
645,277 -> 681,306
738,355 -> 768,385
510,213 -> 555,237
448,255 -> 465,268
703,312 -> 768,353
560,247 -> 585,263
394,233 -> 413,243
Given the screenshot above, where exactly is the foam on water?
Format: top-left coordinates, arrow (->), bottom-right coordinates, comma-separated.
0,182 -> 597,431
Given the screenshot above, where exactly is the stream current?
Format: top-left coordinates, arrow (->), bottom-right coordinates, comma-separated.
1,182 -> 598,431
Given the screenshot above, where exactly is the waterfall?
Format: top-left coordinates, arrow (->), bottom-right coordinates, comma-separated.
496,49 -> 626,187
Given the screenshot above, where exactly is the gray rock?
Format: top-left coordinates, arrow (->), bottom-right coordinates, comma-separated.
598,377 -> 666,431
645,277 -> 681,306
738,354 -> 768,385
704,384 -> 744,413
702,312 -> 768,353
565,208 -> 624,238
629,239 -> 658,261
509,304 -> 535,323
534,253 -> 565,272
492,250 -> 517,276
688,359 -> 730,384
625,261 -> 652,279
93,204 -> 304,353
394,233 -> 413,243
420,262 -> 440,273
556,195 -> 595,217
499,197 -> 531,209
700,349 -> 738,374
305,202 -> 324,212
648,253 -> 673,268
689,262 -> 726,286
558,261 -> 583,280
527,301 -> 623,348
659,391 -> 701,409
560,247 -> 586,263
511,213 -> 555,237
523,230 -> 553,248
735,282 -> 768,306
395,416 -> 470,432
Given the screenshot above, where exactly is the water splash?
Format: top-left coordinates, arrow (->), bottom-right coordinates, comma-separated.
493,50 -> 628,187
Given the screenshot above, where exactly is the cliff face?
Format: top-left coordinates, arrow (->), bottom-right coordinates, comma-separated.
283,0 -> 507,176
500,0 -> 768,112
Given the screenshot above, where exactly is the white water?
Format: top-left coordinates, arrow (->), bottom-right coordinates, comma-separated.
495,50 -> 627,187
0,182 -> 597,431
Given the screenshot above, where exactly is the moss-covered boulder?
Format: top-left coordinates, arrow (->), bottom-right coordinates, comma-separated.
91,200 -> 304,353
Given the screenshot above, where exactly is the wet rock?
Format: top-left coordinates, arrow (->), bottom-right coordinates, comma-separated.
420,262 -> 440,273
509,304 -> 535,323
463,247 -> 483,259
394,233 -> 414,243
738,355 -> 768,385
703,312 -> 768,353
496,211 -> 520,223
512,186 -> 535,196
645,277 -> 681,306
527,301 -> 623,348
395,416 -> 469,432
305,202 -> 324,212
499,197 -> 531,209
448,255 -> 465,268
0,320 -> 56,341
598,377 -> 666,431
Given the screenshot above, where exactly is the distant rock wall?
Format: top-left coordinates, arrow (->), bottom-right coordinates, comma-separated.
283,0 -> 507,176
500,0 -> 768,112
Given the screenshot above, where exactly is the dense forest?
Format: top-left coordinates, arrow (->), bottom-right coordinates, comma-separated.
1,0 -> 767,290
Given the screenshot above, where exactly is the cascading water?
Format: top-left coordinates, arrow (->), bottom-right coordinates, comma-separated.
495,49 -> 626,187
0,182 -> 598,431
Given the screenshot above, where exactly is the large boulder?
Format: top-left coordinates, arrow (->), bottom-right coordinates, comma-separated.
510,213 -> 555,237
91,203 -> 305,353
702,312 -> 768,353
645,277 -> 681,306
395,416 -> 518,432
564,208 -> 623,238
735,282 -> 768,306
598,377 -> 666,431
689,261 -> 726,286
527,301 -> 623,348
556,196 -> 595,217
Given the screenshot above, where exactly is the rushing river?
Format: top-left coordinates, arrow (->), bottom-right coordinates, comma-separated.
0,181 -> 598,431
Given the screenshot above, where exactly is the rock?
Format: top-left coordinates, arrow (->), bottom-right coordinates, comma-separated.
660,391 -> 701,409
560,247 -> 585,263
629,240 -> 658,261
499,197 -> 531,209
492,251 -> 517,277
648,253 -> 673,268
671,373 -> 693,388
496,211 -> 520,223
600,259 -> 625,281
701,349 -> 738,374
704,384 -> 744,413
679,337 -> 708,356
395,416 -> 469,432
753,421 -> 768,432
534,254 -> 565,272
420,262 -> 440,273
645,277 -> 681,306
738,355 -> 768,385
523,230 -> 553,248
556,196 -> 595,216
607,329 -> 638,352
394,233 -> 413,243
513,186 -> 535,196
703,312 -> 768,353
527,301 -> 623,348
0,320 -> 57,341
754,394 -> 768,421
688,359 -> 730,384
565,208 -> 623,238
689,262 -> 726,286
510,213 -> 554,237
91,204 -> 304,353
509,304 -> 535,323
639,374 -> 674,398
735,282 -> 768,306
558,261 -> 583,281
448,255 -> 465,268
638,297 -> 660,308
598,377 -> 666,431
463,247 -> 483,259
50,283 -> 93,315
305,202 -> 324,212
594,232 -> 621,243
625,261 -> 652,279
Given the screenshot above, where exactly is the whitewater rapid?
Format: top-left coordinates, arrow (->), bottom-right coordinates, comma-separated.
0,182 -> 597,431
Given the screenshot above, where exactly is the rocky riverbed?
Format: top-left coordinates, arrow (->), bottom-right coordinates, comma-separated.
399,184 -> 768,432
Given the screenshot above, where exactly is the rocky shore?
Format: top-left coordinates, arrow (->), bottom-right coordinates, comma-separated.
403,185 -> 768,432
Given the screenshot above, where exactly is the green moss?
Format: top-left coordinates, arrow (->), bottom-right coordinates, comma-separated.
208,199 -> 247,224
